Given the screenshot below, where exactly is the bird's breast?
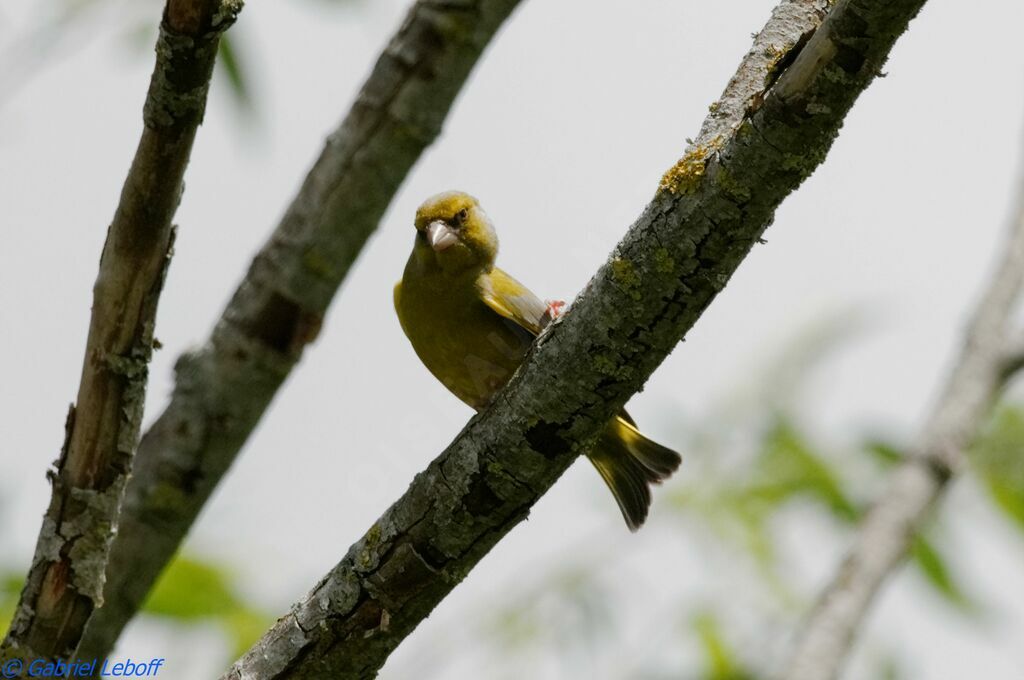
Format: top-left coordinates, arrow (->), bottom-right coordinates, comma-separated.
396,277 -> 532,410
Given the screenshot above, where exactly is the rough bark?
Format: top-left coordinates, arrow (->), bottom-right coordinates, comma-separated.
222,0 -> 931,677
777,140 -> 1024,680
77,0 -> 526,660
1,0 -> 241,662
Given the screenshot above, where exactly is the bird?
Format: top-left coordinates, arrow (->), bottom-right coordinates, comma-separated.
394,190 -> 681,530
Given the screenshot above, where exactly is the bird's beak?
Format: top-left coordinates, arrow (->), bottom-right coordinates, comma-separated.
426,220 -> 458,252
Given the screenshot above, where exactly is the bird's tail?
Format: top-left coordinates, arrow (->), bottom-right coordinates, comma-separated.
587,414 -> 682,531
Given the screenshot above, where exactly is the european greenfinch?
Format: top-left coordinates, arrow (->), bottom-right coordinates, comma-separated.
394,191 -> 681,530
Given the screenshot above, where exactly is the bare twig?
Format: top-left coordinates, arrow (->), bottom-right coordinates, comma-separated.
222,0 -> 932,677
1,0 -> 241,662
77,0 -> 528,659
778,139 -> 1024,680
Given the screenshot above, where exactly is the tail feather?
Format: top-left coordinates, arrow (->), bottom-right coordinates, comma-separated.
615,416 -> 682,479
587,414 -> 682,531
589,446 -> 652,532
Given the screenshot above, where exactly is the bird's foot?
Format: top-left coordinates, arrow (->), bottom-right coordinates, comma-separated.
541,299 -> 566,326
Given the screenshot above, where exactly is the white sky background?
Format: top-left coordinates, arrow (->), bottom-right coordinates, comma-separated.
2,0 -> 1024,678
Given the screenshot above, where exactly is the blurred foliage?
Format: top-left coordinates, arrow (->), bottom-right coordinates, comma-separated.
142,555 -> 272,659
217,35 -> 252,111
0,555 -> 270,661
0,571 -> 21,638
691,611 -> 757,680
753,418 -> 859,523
909,534 -> 974,612
871,654 -> 906,680
862,439 -> 906,468
394,314 -> 1023,679
971,405 -> 1024,532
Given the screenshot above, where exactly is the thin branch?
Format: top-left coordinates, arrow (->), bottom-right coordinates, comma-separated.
1,0 -> 241,661
77,0 -> 528,659
223,0 -> 931,677
778,137 -> 1024,680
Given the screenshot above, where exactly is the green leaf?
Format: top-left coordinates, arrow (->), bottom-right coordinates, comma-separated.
225,607 -> 274,660
909,534 -> 973,611
971,405 -> 1024,531
863,439 -> 906,468
691,612 -> 755,680
143,556 -> 241,621
730,502 -> 776,568
1,572 -> 23,597
751,418 -> 859,522
142,555 -> 273,662
217,34 -> 252,110
0,571 -> 25,638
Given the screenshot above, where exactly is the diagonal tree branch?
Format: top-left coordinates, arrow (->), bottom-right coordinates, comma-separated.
778,132 -> 1024,680
1,0 -> 241,661
222,0 -> 932,677
78,0 -> 527,659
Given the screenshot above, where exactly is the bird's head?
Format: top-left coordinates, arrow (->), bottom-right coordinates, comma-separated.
413,191 -> 498,273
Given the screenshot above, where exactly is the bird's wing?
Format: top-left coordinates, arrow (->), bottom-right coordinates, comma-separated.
480,267 -> 549,336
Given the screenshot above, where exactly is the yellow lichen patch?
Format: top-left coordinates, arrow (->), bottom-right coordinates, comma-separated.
355,523 -> 383,570
365,522 -> 381,546
659,137 -> 723,195
761,42 -> 795,92
653,247 -> 676,275
765,43 -> 788,63
611,256 -> 642,300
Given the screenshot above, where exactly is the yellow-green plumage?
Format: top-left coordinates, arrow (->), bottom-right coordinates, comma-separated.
395,191 -> 681,530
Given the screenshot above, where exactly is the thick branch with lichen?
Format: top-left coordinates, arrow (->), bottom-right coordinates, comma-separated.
77,0 -> 526,659
777,136 -> 1024,680
222,0 -> 932,677
1,0 -> 241,662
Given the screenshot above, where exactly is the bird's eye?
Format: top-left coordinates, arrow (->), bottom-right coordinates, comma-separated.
455,208 -> 469,225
